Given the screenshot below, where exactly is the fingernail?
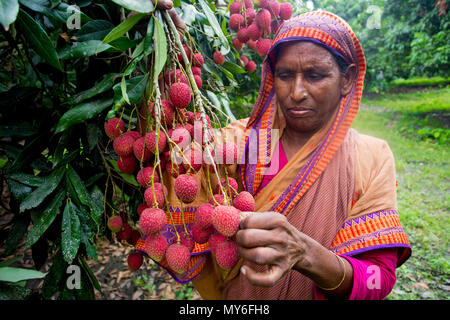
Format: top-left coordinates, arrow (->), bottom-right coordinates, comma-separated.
240,266 -> 246,276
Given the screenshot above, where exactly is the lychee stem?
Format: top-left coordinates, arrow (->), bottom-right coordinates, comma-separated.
179,200 -> 189,241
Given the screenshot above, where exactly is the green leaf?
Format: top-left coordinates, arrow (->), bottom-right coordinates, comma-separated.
153,16 -> 167,77
79,257 -> 104,297
19,166 -> 65,212
66,166 -> 90,207
65,73 -> 118,106
0,0 -> 19,28
112,75 -> 148,109
6,172 -> 43,187
76,20 -> 115,41
58,40 -> 112,59
15,9 -> 62,71
107,159 -> 139,187
102,12 -> 146,44
61,200 -> 82,263
223,61 -> 246,74
41,250 -> 67,299
55,97 -> 113,133
4,214 -> 29,256
0,267 -> 46,283
89,185 -> 104,227
197,0 -> 230,55
120,76 -> 130,105
109,0 -> 154,13
25,190 -> 65,249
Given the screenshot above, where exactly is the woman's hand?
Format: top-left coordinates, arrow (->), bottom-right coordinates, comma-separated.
152,0 -> 186,38
236,211 -> 353,296
236,211 -> 310,287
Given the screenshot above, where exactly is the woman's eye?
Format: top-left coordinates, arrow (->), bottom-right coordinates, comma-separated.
307,73 -> 325,80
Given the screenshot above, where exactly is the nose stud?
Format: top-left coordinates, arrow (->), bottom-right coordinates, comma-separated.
303,93 -> 308,98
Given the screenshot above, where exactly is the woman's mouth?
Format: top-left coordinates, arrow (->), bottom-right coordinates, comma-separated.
287,108 -> 313,117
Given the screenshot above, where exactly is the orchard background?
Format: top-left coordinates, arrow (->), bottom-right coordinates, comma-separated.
0,0 -> 448,300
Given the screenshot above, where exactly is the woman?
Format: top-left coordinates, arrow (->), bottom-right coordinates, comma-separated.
136,10 -> 411,300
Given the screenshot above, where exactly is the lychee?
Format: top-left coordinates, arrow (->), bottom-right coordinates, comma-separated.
145,234 -> 168,262
193,53 -> 204,68
192,67 -> 202,76
136,166 -> 159,187
145,131 -> 167,154
164,69 -> 188,85
240,55 -> 249,67
195,203 -> 214,229
182,147 -> 203,172
192,224 -> 213,244
213,51 -> 225,65
256,0 -> 269,8
149,99 -> 175,125
248,23 -> 263,41
104,117 -> 125,140
245,8 -> 256,25
179,232 -> 195,252
107,216 -> 123,232
133,137 -> 152,162
117,156 -> 137,174
117,222 -> 132,240
170,127 -> 191,148
215,240 -> 240,269
174,174 -> 199,203
215,177 -> 239,196
166,160 -> 186,178
144,183 -> 167,209
215,142 -> 238,165
230,1 -> 243,14
268,0 -> 280,18
209,193 -> 226,206
237,27 -> 249,43
243,0 -> 254,9
127,252 -> 144,271
169,82 -> 192,109
122,130 -> 141,141
256,38 -> 272,56
194,74 -> 203,90
139,208 -> 166,235
246,60 -> 256,72
137,203 -> 149,216
166,243 -> 191,274
233,37 -> 244,51
248,39 -> 257,50
271,19 -> 281,35
229,14 -> 245,31
279,2 -> 293,20
212,205 -> 240,237
127,229 -> 141,246
233,191 -> 255,211
255,9 -> 271,32
208,232 -> 227,254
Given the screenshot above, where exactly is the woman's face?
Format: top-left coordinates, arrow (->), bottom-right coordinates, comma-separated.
274,41 -> 354,135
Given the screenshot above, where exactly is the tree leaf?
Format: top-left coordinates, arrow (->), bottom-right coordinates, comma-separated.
107,159 -> 139,187
0,282 -> 31,300
197,0 -> 230,55
153,16 -> 167,77
223,61 -> 246,74
15,9 -> 62,71
76,19 -> 115,41
19,166 -> 65,212
0,0 -> 19,28
3,214 -> 30,256
55,97 -> 113,133
102,12 -> 145,44
25,190 -> 65,249
109,0 -> 154,13
41,249 -> 67,299
0,267 -> 46,283
112,74 -> 148,109
61,200 -> 82,263
58,40 -> 112,59
65,73 -> 118,106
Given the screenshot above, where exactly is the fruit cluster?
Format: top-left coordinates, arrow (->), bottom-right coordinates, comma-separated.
228,0 -> 292,56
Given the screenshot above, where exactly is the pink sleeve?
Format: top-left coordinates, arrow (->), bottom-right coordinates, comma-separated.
314,248 -> 398,300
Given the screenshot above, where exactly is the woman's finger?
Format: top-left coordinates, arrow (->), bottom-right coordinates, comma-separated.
241,264 -> 284,287
153,0 -> 173,10
236,228 -> 287,249
240,211 -> 287,231
239,246 -> 282,266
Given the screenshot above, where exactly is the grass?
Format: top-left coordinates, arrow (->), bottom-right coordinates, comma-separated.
353,88 -> 449,300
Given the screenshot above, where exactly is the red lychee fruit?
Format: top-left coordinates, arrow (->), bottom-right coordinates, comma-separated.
244,0 -> 254,9
233,37 -> 244,51
215,177 -> 239,196
215,240 -> 240,269
279,2 -> 293,20
192,67 -> 202,76
256,38 -> 272,56
195,203 -> 214,229
271,19 -> 281,35
117,222 -> 132,240
122,130 -> 141,141
268,0 -> 281,18
233,191 -> 255,211
182,147 -> 203,172
145,131 -> 167,154
245,8 -> 256,25
213,51 -> 225,65
127,252 -> 144,271
164,69 -> 188,85
104,117 -> 125,140
240,55 -> 249,67
248,39 -> 257,50
248,23 -> 263,41
194,74 -> 203,90
170,127 -> 191,148
212,205 -> 240,237
215,142 -> 238,165
192,224 -> 213,244
169,82 -> 192,109
144,183 -> 167,209
174,174 -> 199,203
256,0 -> 269,8
246,60 -> 256,72
208,232 -> 227,255
149,99 -> 175,125
107,216 -> 123,232
230,1 -> 243,14
209,194 -> 226,206
127,229 -> 141,246
117,156 -> 137,174
166,160 -> 186,178
256,9 -> 271,32
137,203 -> 149,216
136,166 -> 159,188
229,14 -> 245,31
179,232 -> 195,252
133,137 -> 152,162
139,208 -> 166,235
237,27 -> 249,43
166,243 -> 191,274
193,53 -> 204,68
177,45 -> 193,64
145,234 -> 168,262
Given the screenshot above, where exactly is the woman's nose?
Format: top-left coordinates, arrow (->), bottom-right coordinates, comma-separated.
292,74 -> 307,101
